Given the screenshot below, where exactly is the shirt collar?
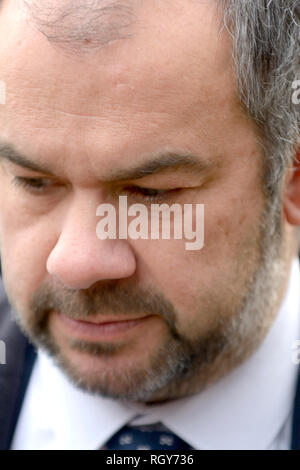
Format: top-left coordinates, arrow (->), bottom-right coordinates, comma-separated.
13,258 -> 300,450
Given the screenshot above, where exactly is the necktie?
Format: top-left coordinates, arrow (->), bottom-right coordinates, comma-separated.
103,422 -> 194,450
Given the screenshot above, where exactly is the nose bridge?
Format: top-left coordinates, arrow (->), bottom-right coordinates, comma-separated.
54,189 -> 102,251
46,191 -> 136,289
63,191 -> 100,245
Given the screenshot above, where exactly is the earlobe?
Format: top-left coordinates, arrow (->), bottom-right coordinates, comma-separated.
283,151 -> 300,226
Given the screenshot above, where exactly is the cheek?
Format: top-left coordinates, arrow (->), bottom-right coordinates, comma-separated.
0,203 -> 56,312
0,168 -> 62,297
134,192 -> 263,335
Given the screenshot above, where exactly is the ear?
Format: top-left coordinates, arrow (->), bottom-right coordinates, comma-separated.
283,150 -> 300,225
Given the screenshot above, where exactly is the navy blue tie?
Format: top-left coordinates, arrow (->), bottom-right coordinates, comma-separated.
103,422 -> 194,450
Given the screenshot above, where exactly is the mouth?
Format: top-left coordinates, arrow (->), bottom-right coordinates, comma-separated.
52,311 -> 154,340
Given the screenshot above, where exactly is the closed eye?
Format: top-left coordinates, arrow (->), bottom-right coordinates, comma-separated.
122,185 -> 177,203
11,177 -> 181,202
12,176 -> 55,194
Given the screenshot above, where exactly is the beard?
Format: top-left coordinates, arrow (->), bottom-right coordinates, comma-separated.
12,191 -> 287,403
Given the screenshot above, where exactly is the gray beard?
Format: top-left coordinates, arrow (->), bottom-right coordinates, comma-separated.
13,191 -> 286,403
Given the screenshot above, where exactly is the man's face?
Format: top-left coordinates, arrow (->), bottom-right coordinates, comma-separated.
0,0 -> 286,401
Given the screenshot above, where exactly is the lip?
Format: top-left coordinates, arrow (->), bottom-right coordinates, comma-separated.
53,311 -> 153,340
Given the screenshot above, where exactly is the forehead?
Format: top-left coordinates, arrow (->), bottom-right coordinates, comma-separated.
0,0 -> 239,175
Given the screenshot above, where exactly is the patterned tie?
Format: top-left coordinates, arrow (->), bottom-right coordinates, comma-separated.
103,422 -> 194,450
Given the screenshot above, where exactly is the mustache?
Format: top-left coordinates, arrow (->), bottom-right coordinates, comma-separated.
29,279 -> 178,331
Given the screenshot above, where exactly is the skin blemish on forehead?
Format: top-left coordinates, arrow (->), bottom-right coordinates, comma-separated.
23,0 -> 136,53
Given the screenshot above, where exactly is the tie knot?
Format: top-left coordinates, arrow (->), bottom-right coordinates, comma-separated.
103,422 -> 194,450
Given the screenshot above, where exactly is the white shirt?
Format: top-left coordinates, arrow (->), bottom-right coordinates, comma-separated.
11,258 -> 300,450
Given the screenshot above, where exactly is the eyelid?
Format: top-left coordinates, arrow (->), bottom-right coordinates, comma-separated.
11,176 -> 56,194
120,185 -> 180,203
11,176 -> 182,203
124,185 -> 169,195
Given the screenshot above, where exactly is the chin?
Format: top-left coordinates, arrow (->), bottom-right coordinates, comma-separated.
48,347 -> 163,401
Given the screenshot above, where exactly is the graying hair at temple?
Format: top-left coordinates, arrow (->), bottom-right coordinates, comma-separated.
220,0 -> 300,201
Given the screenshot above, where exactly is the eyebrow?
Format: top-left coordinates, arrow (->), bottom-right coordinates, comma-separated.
107,152 -> 213,181
0,142 -> 213,182
0,143 -> 55,175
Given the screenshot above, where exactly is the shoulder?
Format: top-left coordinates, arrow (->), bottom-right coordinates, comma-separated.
0,274 -> 36,450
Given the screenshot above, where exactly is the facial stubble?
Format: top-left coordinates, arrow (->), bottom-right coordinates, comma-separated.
13,193 -> 285,403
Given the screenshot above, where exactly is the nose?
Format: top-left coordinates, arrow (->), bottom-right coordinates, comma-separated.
46,195 -> 136,289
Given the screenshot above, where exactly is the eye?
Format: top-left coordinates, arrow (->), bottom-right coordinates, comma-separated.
12,176 -> 55,194
122,185 -> 172,203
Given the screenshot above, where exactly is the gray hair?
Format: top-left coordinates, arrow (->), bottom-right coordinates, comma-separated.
219,0 -> 300,199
